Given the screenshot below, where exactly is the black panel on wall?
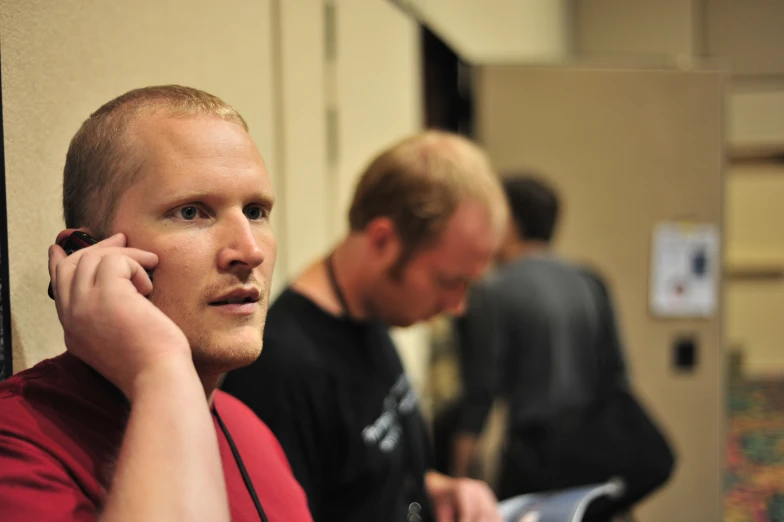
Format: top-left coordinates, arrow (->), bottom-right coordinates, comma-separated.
0,46 -> 12,381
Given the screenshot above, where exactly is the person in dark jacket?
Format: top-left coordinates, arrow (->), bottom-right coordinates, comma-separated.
445,174 -> 675,521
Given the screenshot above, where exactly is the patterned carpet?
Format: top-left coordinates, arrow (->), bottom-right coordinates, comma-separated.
726,378 -> 784,522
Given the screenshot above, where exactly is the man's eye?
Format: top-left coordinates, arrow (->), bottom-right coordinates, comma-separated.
244,205 -> 268,220
178,206 -> 200,220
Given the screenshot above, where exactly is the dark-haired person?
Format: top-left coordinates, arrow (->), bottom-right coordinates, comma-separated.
449,175 -> 675,521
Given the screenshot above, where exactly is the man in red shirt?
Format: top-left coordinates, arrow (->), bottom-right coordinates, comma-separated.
0,86 -> 313,522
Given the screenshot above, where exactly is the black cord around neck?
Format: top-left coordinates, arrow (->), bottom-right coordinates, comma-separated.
213,406 -> 269,522
326,252 -> 352,320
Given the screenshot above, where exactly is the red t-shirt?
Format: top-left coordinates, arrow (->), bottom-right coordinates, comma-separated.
0,352 -> 313,522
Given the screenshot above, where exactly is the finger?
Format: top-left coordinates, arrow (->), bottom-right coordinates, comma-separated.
50,231 -> 127,299
488,491 -> 502,522
482,490 -> 502,522
479,500 -> 500,522
52,247 -> 80,312
48,244 -> 67,284
53,233 -> 156,302
456,487 -> 479,522
94,254 -> 154,296
48,244 -> 69,314
69,245 -> 158,271
70,246 -> 157,296
457,497 -> 473,522
70,251 -> 104,299
435,502 -> 454,522
128,259 -> 154,296
471,484 -> 498,522
114,247 -> 158,270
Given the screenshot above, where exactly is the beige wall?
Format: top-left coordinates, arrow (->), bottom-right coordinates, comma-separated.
729,87 -> 784,155
704,0 -> 784,77
1,0 -> 277,370
274,0 -> 329,287
410,0 -> 572,63
334,0 -> 422,233
475,65 -> 725,522
726,162 -> 784,375
575,0 -> 699,58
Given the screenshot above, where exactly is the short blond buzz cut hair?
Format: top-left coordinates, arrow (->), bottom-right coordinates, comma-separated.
63,85 -> 248,238
348,130 -> 508,276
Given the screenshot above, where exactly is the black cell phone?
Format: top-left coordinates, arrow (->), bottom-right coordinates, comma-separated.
47,231 -> 153,300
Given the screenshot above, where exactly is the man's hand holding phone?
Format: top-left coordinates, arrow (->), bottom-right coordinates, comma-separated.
47,231 -> 192,401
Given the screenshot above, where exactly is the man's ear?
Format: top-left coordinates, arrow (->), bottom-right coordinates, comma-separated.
365,217 -> 401,263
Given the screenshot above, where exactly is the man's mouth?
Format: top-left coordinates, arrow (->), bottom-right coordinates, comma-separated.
210,296 -> 258,305
209,288 -> 261,306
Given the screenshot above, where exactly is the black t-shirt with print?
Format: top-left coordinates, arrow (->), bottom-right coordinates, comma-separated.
221,288 -> 434,522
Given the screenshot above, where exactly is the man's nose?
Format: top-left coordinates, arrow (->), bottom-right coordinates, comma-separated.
216,215 -> 265,270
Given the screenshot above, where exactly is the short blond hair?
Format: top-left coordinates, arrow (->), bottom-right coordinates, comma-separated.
348,130 -> 507,275
63,85 -> 248,237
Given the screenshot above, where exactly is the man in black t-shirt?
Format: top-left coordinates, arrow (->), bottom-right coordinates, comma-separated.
222,131 -> 508,522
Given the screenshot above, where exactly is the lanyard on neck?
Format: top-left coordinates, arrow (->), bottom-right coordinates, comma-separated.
213,405 -> 269,522
325,254 -> 434,520
326,252 -> 352,320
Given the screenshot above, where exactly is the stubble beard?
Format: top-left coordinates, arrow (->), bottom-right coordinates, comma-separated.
154,290 -> 269,377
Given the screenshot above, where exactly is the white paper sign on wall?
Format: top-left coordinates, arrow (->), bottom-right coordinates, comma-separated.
649,222 -> 720,318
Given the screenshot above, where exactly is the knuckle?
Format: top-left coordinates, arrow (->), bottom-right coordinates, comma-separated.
97,251 -> 120,264
99,253 -> 130,274
80,250 -> 103,264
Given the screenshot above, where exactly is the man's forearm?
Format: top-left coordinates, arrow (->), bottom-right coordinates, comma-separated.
100,359 -> 229,522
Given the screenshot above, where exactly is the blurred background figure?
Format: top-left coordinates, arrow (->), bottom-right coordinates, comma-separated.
434,174 -> 676,521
